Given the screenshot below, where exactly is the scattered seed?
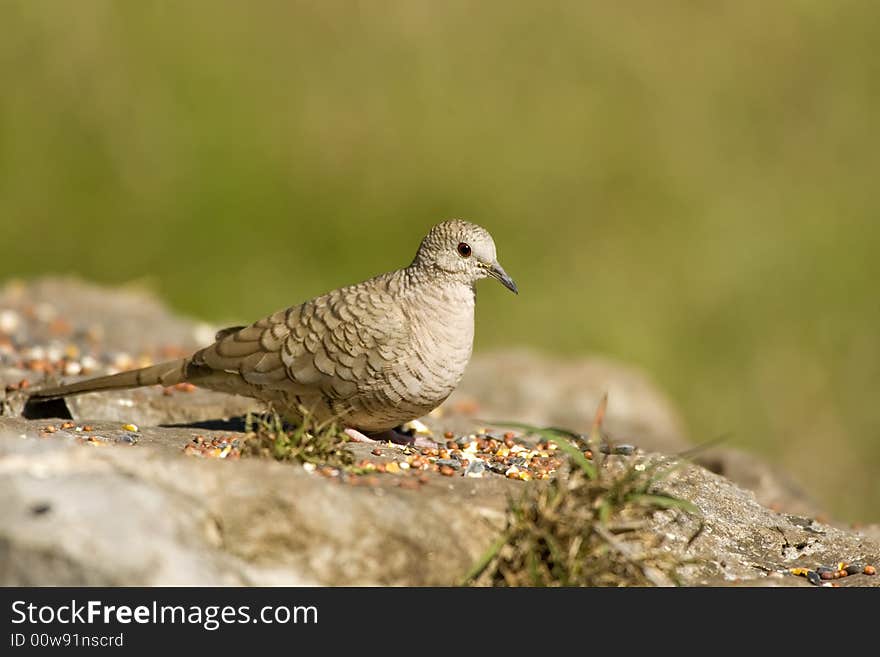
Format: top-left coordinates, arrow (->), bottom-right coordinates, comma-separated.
63,361 -> 82,376
439,465 -> 455,477
865,565 -> 876,576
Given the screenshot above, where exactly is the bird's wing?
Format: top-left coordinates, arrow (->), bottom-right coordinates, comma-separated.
192,279 -> 412,401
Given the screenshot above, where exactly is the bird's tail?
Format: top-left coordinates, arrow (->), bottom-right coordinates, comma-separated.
27,358 -> 189,401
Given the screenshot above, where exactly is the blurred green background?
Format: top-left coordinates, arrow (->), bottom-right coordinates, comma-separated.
1,2 -> 878,520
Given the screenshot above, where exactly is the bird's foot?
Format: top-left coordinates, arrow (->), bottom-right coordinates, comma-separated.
343,428 -> 380,444
343,428 -> 436,449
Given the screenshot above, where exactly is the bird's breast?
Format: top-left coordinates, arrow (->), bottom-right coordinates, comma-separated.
401,284 -> 475,401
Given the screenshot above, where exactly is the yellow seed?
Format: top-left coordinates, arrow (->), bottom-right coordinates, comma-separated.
385,462 -> 401,474
122,423 -> 138,432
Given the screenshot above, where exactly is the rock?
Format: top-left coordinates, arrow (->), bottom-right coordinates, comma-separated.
1,421 -> 877,587
0,424 -> 514,586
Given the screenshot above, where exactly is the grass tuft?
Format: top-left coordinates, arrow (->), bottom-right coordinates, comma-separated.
467,398 -> 698,586
240,407 -> 353,469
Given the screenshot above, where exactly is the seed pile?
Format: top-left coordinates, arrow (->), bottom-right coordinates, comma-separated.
355,430 -> 569,482
790,562 -> 877,586
37,421 -> 140,447
179,423 -> 606,491
183,434 -> 243,459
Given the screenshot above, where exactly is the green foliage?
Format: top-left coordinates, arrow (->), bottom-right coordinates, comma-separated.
1,2 -> 878,519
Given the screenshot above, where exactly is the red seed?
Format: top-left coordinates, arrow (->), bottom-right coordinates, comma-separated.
371,448 -> 382,456
439,465 -> 455,477
444,431 -> 454,439
865,565 -> 877,576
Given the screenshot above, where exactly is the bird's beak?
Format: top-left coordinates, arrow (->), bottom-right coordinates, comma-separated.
487,261 -> 518,294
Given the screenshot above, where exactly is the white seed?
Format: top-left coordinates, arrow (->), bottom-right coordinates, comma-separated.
63,361 -> 82,376
0,309 -> 20,334
80,355 -> 99,373
46,345 -> 63,362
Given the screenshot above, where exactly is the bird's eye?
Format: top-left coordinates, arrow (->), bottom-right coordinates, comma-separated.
457,242 -> 472,258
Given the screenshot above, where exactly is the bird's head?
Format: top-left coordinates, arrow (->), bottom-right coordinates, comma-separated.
412,219 -> 517,294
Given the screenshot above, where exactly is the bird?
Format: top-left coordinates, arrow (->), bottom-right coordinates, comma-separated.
26,220 -> 517,444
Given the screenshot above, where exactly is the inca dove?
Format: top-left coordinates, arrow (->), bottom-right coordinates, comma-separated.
27,220 -> 517,441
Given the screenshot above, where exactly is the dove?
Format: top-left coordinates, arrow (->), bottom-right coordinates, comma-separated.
26,220 -> 517,443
